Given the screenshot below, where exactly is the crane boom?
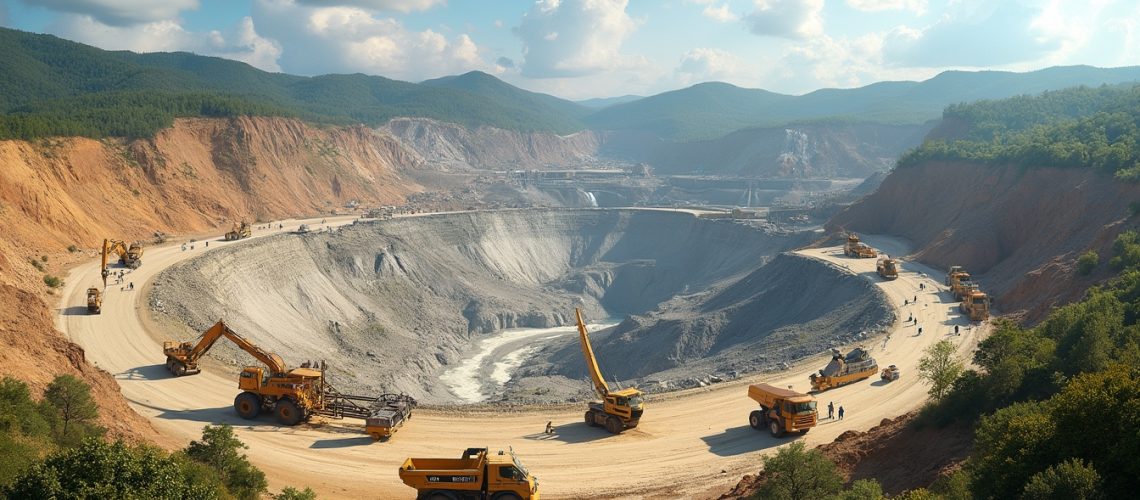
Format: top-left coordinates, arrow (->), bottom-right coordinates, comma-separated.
576,308 -> 610,398
179,320 -> 287,374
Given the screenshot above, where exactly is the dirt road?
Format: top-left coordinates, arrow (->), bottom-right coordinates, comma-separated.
58,223 -> 983,499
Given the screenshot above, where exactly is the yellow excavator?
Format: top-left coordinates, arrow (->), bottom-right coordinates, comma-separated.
163,319 -> 416,432
576,308 -> 644,434
100,239 -> 143,286
224,220 -> 252,241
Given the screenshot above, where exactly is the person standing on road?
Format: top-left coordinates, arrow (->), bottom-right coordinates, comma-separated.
827,401 -> 834,419
838,406 -> 845,420
955,325 -> 960,335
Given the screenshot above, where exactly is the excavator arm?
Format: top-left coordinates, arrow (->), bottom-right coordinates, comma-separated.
576,308 -> 610,398
100,239 -> 131,287
184,320 -> 287,374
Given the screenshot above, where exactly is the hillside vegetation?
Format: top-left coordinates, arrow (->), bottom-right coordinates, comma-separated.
898,84 -> 1140,179
0,28 -> 585,139
586,66 -> 1140,141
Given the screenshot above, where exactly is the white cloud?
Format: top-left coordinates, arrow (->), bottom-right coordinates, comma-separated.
253,1 -> 490,80
675,48 -> 750,85
513,0 -> 642,78
52,14 -> 283,72
702,4 -> 739,23
744,0 -> 823,40
294,0 -> 445,12
882,2 -> 1061,67
845,0 -> 926,15
24,0 -> 199,27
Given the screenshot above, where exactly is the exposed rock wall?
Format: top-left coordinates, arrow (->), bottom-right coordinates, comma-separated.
831,162 -> 1140,322
380,117 -> 602,170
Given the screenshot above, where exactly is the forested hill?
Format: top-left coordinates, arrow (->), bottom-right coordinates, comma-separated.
0,27 -> 587,139
898,84 -> 1140,179
584,66 -> 1140,141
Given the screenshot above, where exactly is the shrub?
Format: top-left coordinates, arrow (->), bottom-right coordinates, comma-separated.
66,245 -> 78,253
42,275 -> 62,288
1078,250 -> 1099,275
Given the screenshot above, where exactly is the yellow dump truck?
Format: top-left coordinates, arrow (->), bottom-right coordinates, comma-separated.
843,233 -> 877,258
876,255 -> 899,280
86,287 -> 102,314
949,272 -> 975,300
398,447 -> 539,500
810,347 -> 878,392
748,383 -> 818,437
959,288 -> 990,321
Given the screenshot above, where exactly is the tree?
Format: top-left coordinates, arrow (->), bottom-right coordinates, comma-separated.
751,441 -> 843,500
185,424 -> 267,500
835,479 -> 884,500
1078,250 -> 1099,275
1022,459 -> 1103,500
918,340 -> 964,400
277,486 -> 318,499
41,374 -> 99,440
4,438 -> 220,499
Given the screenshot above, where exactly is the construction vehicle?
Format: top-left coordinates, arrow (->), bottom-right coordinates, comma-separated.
398,447 -> 539,500
880,364 -> 900,382
86,287 -> 102,314
876,255 -> 899,280
959,288 -> 990,321
945,266 -> 964,285
162,319 -> 415,432
100,239 -> 143,286
365,393 -> 417,441
810,347 -> 878,392
747,383 -> 818,438
949,272 -> 975,300
296,224 -> 311,234
575,308 -> 644,434
224,220 -> 252,241
843,233 -> 877,258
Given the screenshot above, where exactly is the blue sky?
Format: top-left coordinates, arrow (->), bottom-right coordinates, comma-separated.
2,0 -> 1138,100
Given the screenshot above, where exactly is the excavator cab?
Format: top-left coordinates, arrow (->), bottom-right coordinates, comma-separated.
239,366 -> 266,391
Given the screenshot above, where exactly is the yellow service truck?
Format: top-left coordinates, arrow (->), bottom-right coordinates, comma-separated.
398,447 -> 539,500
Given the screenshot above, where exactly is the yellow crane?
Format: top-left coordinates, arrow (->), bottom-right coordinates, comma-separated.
576,308 -> 644,434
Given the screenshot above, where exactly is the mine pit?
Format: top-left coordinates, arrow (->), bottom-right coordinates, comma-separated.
149,209 -> 892,404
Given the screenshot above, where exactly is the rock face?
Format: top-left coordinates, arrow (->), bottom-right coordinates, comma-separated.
149,209 -> 889,402
831,162 -> 1140,322
380,117 -> 603,170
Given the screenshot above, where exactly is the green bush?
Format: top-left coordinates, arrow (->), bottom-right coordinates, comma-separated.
42,275 -> 62,288
1078,250 -> 1099,275
751,441 -> 843,499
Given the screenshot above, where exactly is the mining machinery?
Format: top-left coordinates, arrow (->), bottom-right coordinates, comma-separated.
810,347 -> 878,392
224,220 -> 252,241
100,239 -> 143,286
163,319 -> 416,434
576,308 -> 644,434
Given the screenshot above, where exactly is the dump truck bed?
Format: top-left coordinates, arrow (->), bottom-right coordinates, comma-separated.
749,383 -> 814,404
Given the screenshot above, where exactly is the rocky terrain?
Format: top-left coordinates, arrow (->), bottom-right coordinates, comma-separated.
147,209 -> 892,403
831,162 -> 1140,322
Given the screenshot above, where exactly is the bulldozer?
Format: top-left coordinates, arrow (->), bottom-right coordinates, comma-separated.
100,239 -> 143,286
86,287 -> 102,314
810,347 -> 878,393
876,255 -> 899,280
748,383 -> 817,437
576,308 -> 644,434
224,220 -> 252,241
960,287 -> 990,321
843,233 -> 877,258
163,319 -> 415,433
945,265 -> 964,286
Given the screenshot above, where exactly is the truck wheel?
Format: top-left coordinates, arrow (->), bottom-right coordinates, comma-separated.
799,429 -> 810,435
276,399 -> 303,426
584,411 -> 597,427
769,419 -> 786,438
491,493 -> 523,500
235,392 -> 261,419
749,410 -> 764,430
425,492 -> 456,500
605,416 -> 623,434
172,363 -> 186,377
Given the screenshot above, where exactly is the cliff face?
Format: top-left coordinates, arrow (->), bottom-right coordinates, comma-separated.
380,117 -> 602,170
0,116 -> 429,440
830,162 -> 1140,322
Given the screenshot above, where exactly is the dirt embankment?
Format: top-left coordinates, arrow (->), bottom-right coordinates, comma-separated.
830,162 -> 1140,322
0,116 -> 432,440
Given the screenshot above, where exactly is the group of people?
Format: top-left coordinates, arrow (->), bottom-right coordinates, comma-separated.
827,401 -> 845,420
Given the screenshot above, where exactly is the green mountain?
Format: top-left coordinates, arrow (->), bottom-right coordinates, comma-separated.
585,66 -> 1140,141
0,28 -> 586,139
576,95 -> 643,109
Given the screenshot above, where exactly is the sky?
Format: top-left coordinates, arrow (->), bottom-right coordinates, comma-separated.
1,0 -> 1138,100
